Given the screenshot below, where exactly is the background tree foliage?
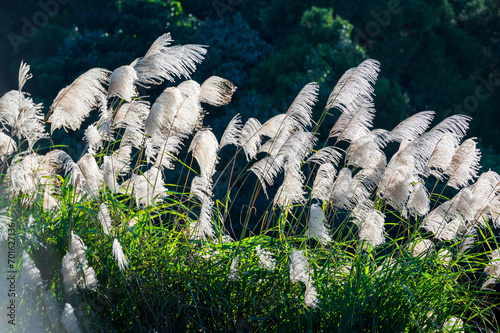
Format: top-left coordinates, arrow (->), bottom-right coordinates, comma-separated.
0,0 -> 499,167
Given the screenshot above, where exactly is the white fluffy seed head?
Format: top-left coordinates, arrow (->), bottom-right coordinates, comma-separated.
112,238 -> 129,271
307,204 -> 331,245
108,65 -> 138,102
61,303 -> 82,333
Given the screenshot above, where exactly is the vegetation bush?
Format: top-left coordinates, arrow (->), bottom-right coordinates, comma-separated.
0,33 -> 499,332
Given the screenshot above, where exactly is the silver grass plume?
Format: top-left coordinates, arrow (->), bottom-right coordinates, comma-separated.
422,201 -> 452,237
346,131 -> 384,169
77,153 -> 103,197
273,165 -> 306,208
147,132 -> 185,169
132,166 -> 167,207
389,111 -> 435,142
482,249 -> 500,289
61,303 -> 82,333
199,76 -> 237,106
256,245 -> 276,271
431,114 -> 471,140
96,99 -> 115,141
426,133 -> 460,179
0,90 -> 24,127
188,129 -> 219,179
83,124 -> 103,155
220,114 -> 242,149
326,59 -> 380,114
469,171 -> 500,224
7,153 -> 43,196
102,146 -> 132,193
358,209 -> 386,249
98,203 -> 112,235
438,249 -> 453,267
307,146 -> 342,166
329,168 -> 369,209
108,65 -> 138,102
445,138 -> 481,190
0,131 -> 16,159
145,87 -> 183,138
228,256 -> 239,281
16,99 -> 47,151
113,100 -> 149,131
289,250 -> 318,308
240,118 -> 262,160
311,163 -> 336,201
62,232 -> 98,293
406,182 -> 430,217
407,239 -> 434,257
177,80 -> 201,99
48,68 -> 111,133
21,251 -> 43,289
167,94 -> 204,134
307,203 -> 331,245
189,198 -> 216,240
112,238 -> 129,271
18,61 -> 33,91
133,33 -> 207,87
442,317 -> 464,333
284,82 -> 318,130
329,101 -> 376,143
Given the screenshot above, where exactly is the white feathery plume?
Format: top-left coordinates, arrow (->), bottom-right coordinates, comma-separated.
177,80 -> 201,99
47,150 -> 85,189
240,118 -> 262,160
442,317 -> 464,333
188,129 -> 219,179
121,126 -> 145,150
102,146 -> 132,193
329,101 -> 375,143
346,132 -> 382,169
43,185 -> 59,211
112,238 -> 129,271
133,33 -> 207,87
190,199 -> 216,240
83,124 -> 102,155
61,303 -> 82,333
199,76 -> 237,106
330,168 -> 368,209
304,282 -> 319,308
438,249 -> 453,267
228,256 -> 239,281
445,138 -> 481,190
190,175 -> 212,202
289,250 -> 318,308
422,201 -> 452,236
48,68 -> 111,133
113,100 -> 149,130
169,96 -> 203,135
18,61 -> 33,91
431,115 -> 471,140
290,250 -> 310,284
220,114 -> 242,149
311,163 -> 336,202
7,153 -> 43,196
307,203 -> 331,245
0,90 -> 24,127
249,155 -> 285,196
307,146 -> 342,166
98,203 -> 112,235
407,239 -> 434,257
389,111 -> 435,142
62,232 -> 98,293
326,59 -> 380,114
406,182 -> 430,217
145,87 -> 184,138
0,131 -> 16,158
148,132 -> 186,169
96,99 -> 115,141
378,160 -> 416,214
12,96 -> 48,150
133,166 -> 167,207
358,209 -> 386,249
255,245 -> 276,271
426,133 -> 460,179
470,171 -> 500,224
21,251 -> 43,289
107,65 -> 138,102
440,219 -> 467,241
360,149 -> 387,187
482,249 -> 500,289
77,153 -> 103,197
257,114 -> 288,141
273,165 -> 306,208
284,82 -> 318,130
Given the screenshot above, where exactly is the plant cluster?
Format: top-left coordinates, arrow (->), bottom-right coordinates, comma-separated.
0,33 -> 499,332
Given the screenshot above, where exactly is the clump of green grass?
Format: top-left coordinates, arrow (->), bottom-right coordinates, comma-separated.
0,33 -> 499,332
